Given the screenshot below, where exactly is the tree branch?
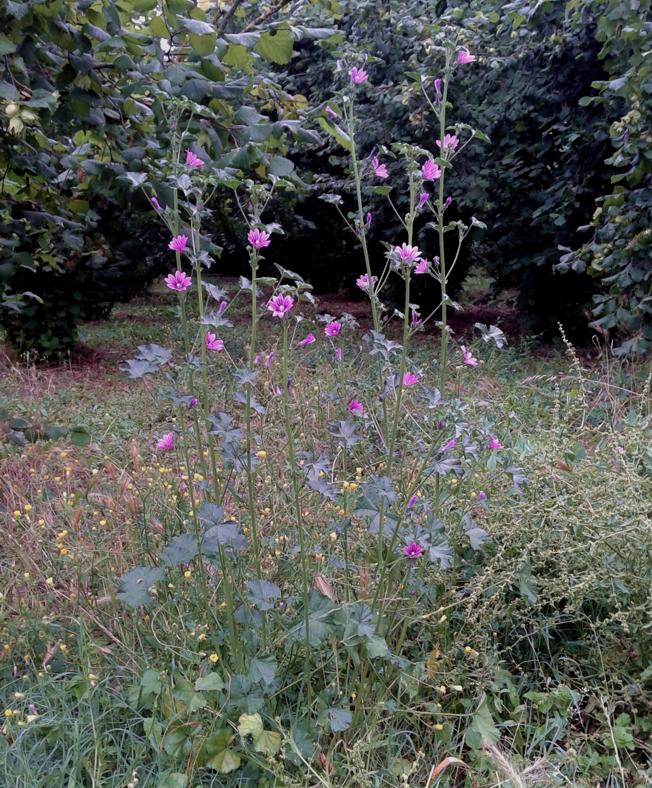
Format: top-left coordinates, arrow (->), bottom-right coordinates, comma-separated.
216,0 -> 245,37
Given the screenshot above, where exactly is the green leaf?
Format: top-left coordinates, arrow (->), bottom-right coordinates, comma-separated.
0,33 -> 17,56
180,18 -> 215,36
254,29 -> 294,65
206,749 -> 241,774
268,155 -> 294,177
364,635 -> 390,659
466,697 -> 500,748
317,117 -> 352,152
222,44 -> 252,68
160,534 -> 199,567
149,15 -> 168,37
249,655 -> 277,686
195,672 -> 224,692
246,579 -> 280,611
254,729 -> 282,755
116,566 -> 165,607
238,712 -> 263,739
69,426 -> 91,446
189,32 -> 216,56
326,707 -> 352,732
158,774 -> 188,788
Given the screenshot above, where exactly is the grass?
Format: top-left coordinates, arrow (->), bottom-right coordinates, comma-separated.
1,281 -> 651,786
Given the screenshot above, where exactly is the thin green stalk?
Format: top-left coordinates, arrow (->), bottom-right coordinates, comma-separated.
245,245 -> 262,580
437,67 -> 451,394
281,321 -> 311,701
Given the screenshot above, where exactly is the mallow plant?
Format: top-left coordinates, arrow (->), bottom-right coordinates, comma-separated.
116,42 -> 520,783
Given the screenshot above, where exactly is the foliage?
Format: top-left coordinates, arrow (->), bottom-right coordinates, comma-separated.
559,0 -> 652,354
0,0 -> 331,357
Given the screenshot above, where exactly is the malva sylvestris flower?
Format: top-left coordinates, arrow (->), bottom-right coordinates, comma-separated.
185,150 -> 203,168
247,228 -> 271,249
441,437 -> 457,452
402,542 -> 423,559
421,160 -> 442,181
349,66 -> 368,84
325,321 -> 341,338
456,49 -> 477,65
334,347 -> 343,362
370,155 -> 388,179
394,243 -> 422,266
488,436 -> 503,450
402,371 -> 419,387
437,133 -> 460,152
156,432 -> 174,451
325,105 -> 339,118
418,191 -> 429,210
164,271 -> 192,292
414,259 -> 430,275
267,294 -> 294,318
348,399 -> 364,416
150,195 -> 161,211
460,345 -> 479,367
168,234 -> 188,253
406,494 -> 419,510
298,333 -> 316,347
356,273 -> 378,291
476,491 -> 487,501
434,77 -> 443,99
205,332 -> 224,352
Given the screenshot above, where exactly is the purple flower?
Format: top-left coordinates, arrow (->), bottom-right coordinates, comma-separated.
185,150 -> 203,168
460,345 -> 479,367
267,294 -> 294,318
456,49 -> 477,65
298,333 -> 316,347
151,195 -> 162,211
436,134 -> 459,153
441,437 -> 457,452
393,243 -> 422,266
264,351 -> 275,368
205,332 -> 224,352
410,309 -> 422,327
247,228 -> 271,249
365,211 -> 372,227
188,397 -> 198,409
402,371 -> 419,387
325,105 -> 339,118
443,196 -> 453,211
406,494 -> 419,510
421,160 -> 442,181
488,436 -> 503,450
168,234 -> 188,253
325,321 -> 341,338
414,259 -> 430,275
418,191 -> 429,210
334,347 -> 343,362
349,66 -> 368,84
402,542 -> 423,559
348,399 -> 364,415
370,155 -> 389,179
434,77 -> 443,99
217,300 -> 228,314
156,432 -> 174,451
435,419 -> 446,430
356,273 -> 377,292
476,491 -> 487,501
164,271 -> 192,292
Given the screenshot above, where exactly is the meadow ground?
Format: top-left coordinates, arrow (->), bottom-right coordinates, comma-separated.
0,281 -> 650,787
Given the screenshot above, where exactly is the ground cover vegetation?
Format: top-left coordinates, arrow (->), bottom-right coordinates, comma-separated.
1,0 -> 651,786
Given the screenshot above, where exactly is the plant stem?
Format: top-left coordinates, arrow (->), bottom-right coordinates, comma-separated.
281,321 -> 312,702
